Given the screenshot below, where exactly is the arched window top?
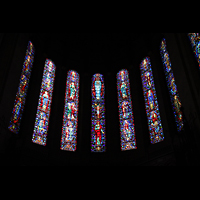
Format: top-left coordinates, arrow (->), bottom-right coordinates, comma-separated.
60,70 -> 80,151
28,41 -> 34,55
117,69 -> 137,151
160,39 -> 172,73
140,57 -> 152,73
160,38 -> 183,132
92,74 -> 105,102
91,73 -> 106,152
117,69 -> 129,81
188,33 -> 200,47
140,57 -> 165,144
188,33 -> 200,68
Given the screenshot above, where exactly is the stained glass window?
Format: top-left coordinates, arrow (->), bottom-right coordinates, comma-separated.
32,59 -> 56,146
8,41 -> 35,134
91,74 -> 106,152
160,38 -> 183,132
117,69 -> 137,151
140,57 -> 165,144
60,70 -> 80,151
188,33 -> 200,68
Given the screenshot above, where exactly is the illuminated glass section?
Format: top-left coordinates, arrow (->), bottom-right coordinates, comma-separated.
160,38 -> 183,132
91,74 -> 106,152
117,69 -> 137,151
60,70 -> 80,151
140,57 -> 165,144
188,33 -> 200,68
32,59 -> 56,146
8,41 -> 35,134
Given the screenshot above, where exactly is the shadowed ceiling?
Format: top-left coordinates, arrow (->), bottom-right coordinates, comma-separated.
30,33 -> 157,73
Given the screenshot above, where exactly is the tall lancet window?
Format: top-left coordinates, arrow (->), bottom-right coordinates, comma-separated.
188,33 -> 200,68
117,69 -> 137,151
32,59 -> 56,146
8,41 -> 35,134
140,57 -> 165,144
60,70 -> 80,152
160,39 -> 183,132
91,74 -> 106,152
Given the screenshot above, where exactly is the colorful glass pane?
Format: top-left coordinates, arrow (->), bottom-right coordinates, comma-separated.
60,70 -> 80,151
117,69 -> 137,151
140,57 -> 165,144
8,41 -> 35,134
91,74 -> 106,152
188,33 -> 200,68
160,38 -> 183,132
32,59 -> 56,146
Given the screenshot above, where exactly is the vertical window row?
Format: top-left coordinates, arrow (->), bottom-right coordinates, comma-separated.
10,38 -> 189,150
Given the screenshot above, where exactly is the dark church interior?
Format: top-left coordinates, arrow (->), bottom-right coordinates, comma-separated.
0,33 -> 200,166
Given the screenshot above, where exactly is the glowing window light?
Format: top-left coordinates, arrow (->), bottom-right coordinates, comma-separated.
8,41 -> 35,134
60,70 -> 80,151
140,57 -> 165,144
188,33 -> 200,68
32,59 -> 56,146
160,38 -> 183,132
117,69 -> 137,151
91,74 -> 106,152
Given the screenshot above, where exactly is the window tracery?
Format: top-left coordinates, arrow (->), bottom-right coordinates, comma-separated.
140,57 -> 165,144
91,74 -> 106,152
32,59 -> 56,146
61,70 -> 80,151
117,69 -> 137,151
160,38 -> 183,132
9,41 -> 35,134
